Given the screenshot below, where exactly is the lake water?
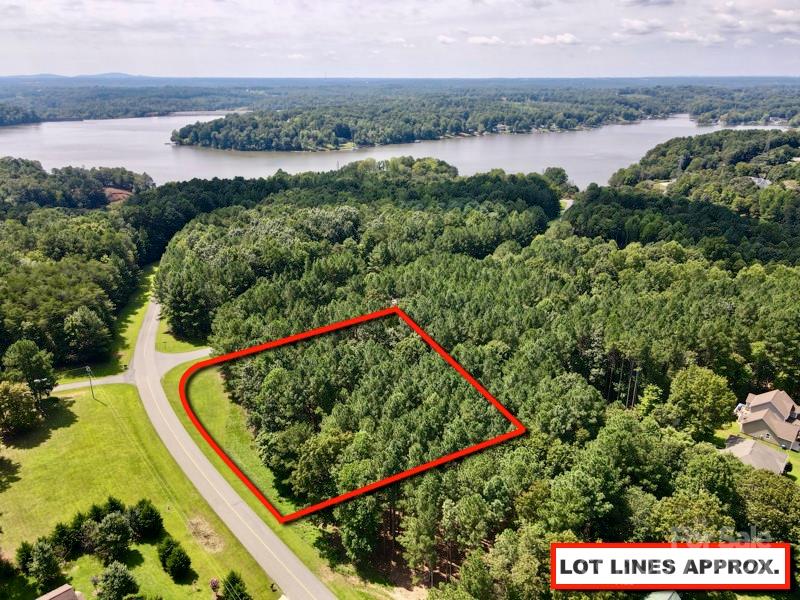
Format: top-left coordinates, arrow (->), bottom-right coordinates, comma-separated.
0,113 -> 787,188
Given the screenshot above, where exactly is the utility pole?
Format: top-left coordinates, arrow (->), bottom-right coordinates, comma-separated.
85,365 -> 96,401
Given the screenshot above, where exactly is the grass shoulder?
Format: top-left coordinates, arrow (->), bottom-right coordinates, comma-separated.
156,317 -> 207,354
56,265 -> 156,384
163,361 -> 396,600
0,384 -> 276,599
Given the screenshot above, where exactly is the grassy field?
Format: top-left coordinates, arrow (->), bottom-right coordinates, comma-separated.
156,318 -> 207,354
56,265 -> 155,384
0,384 -> 277,600
164,362 -> 397,600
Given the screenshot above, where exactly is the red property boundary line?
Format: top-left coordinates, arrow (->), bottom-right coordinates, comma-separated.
550,542 -> 791,591
178,305 -> 526,524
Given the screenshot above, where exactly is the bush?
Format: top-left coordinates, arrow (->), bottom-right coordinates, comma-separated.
164,545 -> 191,580
0,381 -> 39,435
88,502 -> 106,522
29,538 -> 62,592
15,540 -> 33,574
127,499 -> 163,542
104,496 -> 126,516
97,561 -> 138,600
157,536 -> 191,580
95,512 -> 132,564
50,521 -> 81,560
220,570 -> 252,600
157,537 -> 177,568
80,518 -> 100,554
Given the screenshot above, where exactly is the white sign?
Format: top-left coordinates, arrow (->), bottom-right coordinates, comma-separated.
551,543 -> 790,590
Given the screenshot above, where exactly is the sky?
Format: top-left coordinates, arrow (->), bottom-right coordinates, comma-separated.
2,0 -> 800,77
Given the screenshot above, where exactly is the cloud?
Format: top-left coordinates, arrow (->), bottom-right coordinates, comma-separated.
715,14 -> 751,32
620,18 -> 663,35
381,36 -> 415,48
467,35 -> 505,45
783,37 -> 800,46
734,37 -> 753,47
437,34 -> 456,44
768,23 -> 800,35
667,30 -> 725,45
621,0 -> 674,5
286,53 -> 308,60
530,32 -> 580,45
773,9 -> 800,21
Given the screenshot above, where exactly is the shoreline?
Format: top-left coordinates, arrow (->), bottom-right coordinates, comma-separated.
170,113 -> 794,155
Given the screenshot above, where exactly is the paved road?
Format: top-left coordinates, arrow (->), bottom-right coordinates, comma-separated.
57,301 -> 336,600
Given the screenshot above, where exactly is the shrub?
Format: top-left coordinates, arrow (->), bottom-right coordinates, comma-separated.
96,561 -> 138,600
220,570 -> 252,600
88,502 -> 106,522
95,512 -> 132,564
157,537 -> 177,568
104,496 -> 126,516
29,538 -> 62,592
80,518 -> 100,554
127,499 -> 163,542
50,521 -> 81,560
15,540 -> 33,574
164,544 -> 191,580
157,536 -> 192,580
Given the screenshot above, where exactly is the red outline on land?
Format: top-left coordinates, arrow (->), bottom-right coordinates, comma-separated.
550,542 -> 791,590
178,306 -> 526,524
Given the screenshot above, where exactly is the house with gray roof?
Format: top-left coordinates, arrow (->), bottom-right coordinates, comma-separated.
722,435 -> 788,475
736,389 -> 800,451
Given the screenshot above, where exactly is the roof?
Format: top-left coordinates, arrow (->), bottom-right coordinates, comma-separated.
36,584 -> 80,600
746,390 -> 797,420
723,435 -> 788,475
645,593 -> 681,600
740,407 -> 800,443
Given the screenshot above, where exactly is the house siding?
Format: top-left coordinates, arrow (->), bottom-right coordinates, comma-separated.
741,421 -> 798,450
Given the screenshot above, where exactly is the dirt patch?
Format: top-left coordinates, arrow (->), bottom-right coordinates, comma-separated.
188,516 -> 224,553
104,187 -> 133,204
318,559 -> 429,600
390,584 -> 428,600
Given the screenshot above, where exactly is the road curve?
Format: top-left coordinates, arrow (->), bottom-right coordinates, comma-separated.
58,301 -> 336,600
133,301 -> 336,600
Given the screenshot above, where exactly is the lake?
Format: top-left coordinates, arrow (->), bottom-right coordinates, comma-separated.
0,113 -> 787,188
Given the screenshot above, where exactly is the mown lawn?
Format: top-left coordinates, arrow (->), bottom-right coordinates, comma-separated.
164,362 -> 395,600
0,384 -> 276,600
56,265 -> 155,384
156,317 -> 207,354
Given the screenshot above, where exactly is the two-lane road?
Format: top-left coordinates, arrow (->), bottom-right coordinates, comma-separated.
57,301 -> 335,600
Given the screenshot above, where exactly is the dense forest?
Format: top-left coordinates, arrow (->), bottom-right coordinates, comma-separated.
0,103 -> 40,126
5,125 -> 800,597
170,83 -> 800,151
150,139 -> 800,596
566,129 -> 800,272
3,77 -> 800,149
0,82 -> 256,121
0,158 -> 151,367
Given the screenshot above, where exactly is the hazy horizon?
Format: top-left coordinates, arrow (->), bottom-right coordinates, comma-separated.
2,0 -> 799,78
